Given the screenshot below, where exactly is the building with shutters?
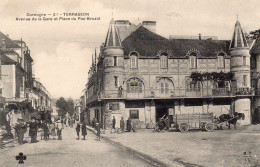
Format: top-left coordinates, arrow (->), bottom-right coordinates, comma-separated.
85,18 -> 257,129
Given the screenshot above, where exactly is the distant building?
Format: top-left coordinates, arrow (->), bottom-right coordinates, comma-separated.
85,19 -> 256,129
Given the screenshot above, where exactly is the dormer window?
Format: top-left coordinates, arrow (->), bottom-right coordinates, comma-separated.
217,53 -> 225,68
160,53 -> 168,68
189,52 -> 197,69
130,52 -> 138,68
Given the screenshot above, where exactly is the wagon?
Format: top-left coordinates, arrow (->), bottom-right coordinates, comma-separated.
171,113 -> 215,132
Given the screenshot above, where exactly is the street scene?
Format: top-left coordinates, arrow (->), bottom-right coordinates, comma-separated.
1,0 -> 260,167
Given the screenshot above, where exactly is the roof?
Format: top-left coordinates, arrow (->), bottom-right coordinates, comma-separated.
104,18 -> 121,48
122,26 -> 230,58
0,32 -> 20,48
4,50 -> 19,55
1,54 -> 17,65
230,20 -> 248,49
250,37 -> 260,55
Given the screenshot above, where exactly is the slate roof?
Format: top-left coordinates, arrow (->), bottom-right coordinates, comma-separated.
230,21 -> 248,49
122,26 -> 230,58
250,37 -> 260,55
1,54 -> 17,65
0,31 -> 20,48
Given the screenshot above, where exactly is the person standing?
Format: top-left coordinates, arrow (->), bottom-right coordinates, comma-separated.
17,119 -> 27,144
158,118 -> 165,132
126,117 -> 131,132
50,123 -> 56,140
76,122 -> 80,140
96,123 -> 100,141
29,118 -> 38,143
81,122 -> 87,140
56,120 -> 62,140
120,117 -> 125,133
164,116 -> 170,130
43,122 -> 49,140
112,116 -> 116,129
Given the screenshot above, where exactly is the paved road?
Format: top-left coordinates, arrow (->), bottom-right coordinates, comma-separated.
0,127 -> 155,167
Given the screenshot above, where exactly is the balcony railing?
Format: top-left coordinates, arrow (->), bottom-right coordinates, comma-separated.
86,87 -> 255,102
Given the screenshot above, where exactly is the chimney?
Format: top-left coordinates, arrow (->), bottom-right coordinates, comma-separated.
199,33 -> 201,40
142,21 -> 156,33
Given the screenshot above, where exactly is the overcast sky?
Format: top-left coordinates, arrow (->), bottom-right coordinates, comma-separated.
0,0 -> 260,99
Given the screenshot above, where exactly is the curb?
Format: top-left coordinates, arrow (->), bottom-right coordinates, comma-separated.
86,126 -> 181,167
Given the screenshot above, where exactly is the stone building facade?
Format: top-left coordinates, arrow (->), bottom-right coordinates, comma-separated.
86,19 -> 255,129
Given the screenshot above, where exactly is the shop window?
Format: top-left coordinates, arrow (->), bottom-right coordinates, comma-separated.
129,110 -> 139,119
125,101 -> 145,108
184,99 -> 203,106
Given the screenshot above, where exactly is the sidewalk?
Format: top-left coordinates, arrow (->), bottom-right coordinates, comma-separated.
87,125 -> 260,167
86,125 -> 183,167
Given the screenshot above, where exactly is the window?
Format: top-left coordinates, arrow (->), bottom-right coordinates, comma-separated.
243,56 -> 246,66
129,110 -> 139,119
217,53 -> 225,68
243,75 -> 247,86
109,102 -> 119,111
160,54 -> 168,68
127,78 -> 143,93
114,76 -> 118,87
130,53 -> 138,68
189,52 -> 197,69
113,56 -> 117,66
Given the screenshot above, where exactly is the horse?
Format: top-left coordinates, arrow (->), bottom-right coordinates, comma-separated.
218,112 -> 245,129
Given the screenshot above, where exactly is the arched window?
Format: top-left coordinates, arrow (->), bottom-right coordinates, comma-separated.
130,52 -> 138,68
189,52 -> 197,69
160,53 -> 168,68
126,78 -> 143,93
217,53 -> 225,68
157,78 -> 174,94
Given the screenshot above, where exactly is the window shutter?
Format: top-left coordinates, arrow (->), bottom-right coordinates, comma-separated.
165,82 -> 168,94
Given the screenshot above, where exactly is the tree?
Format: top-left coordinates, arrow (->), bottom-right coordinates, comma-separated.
67,98 -> 75,116
56,97 -> 68,118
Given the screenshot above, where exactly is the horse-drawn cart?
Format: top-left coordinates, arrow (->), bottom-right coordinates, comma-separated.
171,113 -> 215,132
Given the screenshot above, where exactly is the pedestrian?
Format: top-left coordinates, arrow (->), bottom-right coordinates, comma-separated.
81,122 -> 87,140
112,116 -> 116,129
39,126 -> 44,140
43,122 -> 49,140
29,117 -> 38,143
120,117 -> 125,133
50,123 -> 56,140
17,119 -> 27,144
164,116 -> 170,130
126,117 -> 131,132
76,122 -> 80,140
96,123 -> 100,141
56,120 -> 62,140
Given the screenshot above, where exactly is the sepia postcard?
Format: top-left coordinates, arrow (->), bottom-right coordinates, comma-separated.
0,0 -> 260,167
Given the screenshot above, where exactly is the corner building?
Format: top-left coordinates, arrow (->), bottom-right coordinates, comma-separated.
86,19 -> 255,129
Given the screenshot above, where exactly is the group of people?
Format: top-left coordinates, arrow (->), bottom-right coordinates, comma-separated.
13,117 -> 63,144
112,116 -> 136,133
39,120 -> 63,140
76,122 -> 101,141
157,116 -> 171,132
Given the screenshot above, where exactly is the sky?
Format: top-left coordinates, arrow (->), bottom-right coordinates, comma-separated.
0,0 -> 260,99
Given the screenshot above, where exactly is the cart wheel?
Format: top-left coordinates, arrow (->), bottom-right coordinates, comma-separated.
205,122 -> 214,131
179,123 -> 189,132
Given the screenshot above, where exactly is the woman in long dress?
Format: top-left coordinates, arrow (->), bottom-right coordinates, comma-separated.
50,123 -> 56,140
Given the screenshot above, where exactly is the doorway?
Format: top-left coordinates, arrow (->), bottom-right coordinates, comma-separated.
156,107 -> 168,122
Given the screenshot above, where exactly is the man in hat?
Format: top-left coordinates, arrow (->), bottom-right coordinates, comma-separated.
29,117 -> 38,143
120,117 -> 125,133
17,119 -> 27,144
56,120 -> 62,140
112,116 -> 116,129
75,122 -> 80,140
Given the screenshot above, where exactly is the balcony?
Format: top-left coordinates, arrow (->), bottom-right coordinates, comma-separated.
86,87 -> 255,102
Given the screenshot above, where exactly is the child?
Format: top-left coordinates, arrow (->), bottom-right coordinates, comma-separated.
39,127 -> 44,140
50,123 -> 56,140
